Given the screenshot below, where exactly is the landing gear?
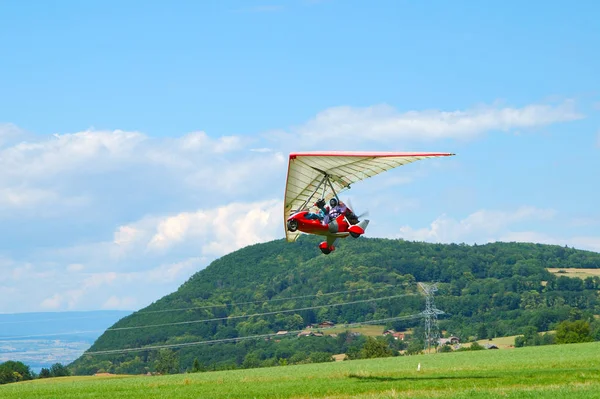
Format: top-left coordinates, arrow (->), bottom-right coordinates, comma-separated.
348,223 -> 367,239
319,241 -> 335,255
287,219 -> 298,232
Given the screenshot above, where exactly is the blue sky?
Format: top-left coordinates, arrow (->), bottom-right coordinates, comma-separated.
1,0 -> 599,313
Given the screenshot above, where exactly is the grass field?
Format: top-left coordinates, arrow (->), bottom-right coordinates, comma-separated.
546,268 -> 600,279
2,341 -> 599,398
474,335 -> 516,348
320,324 -> 388,337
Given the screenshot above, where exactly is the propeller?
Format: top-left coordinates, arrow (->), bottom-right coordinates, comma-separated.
344,197 -> 369,222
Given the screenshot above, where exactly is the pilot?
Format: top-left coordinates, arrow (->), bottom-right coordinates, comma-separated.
321,197 -> 347,225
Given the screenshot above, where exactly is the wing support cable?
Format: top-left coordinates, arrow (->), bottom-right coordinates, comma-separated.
294,169 -> 346,214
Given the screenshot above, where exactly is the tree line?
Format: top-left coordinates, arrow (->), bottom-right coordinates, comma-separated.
0,361 -> 70,385
69,237 -> 600,375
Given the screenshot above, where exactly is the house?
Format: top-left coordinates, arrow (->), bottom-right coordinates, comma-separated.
318,321 -> 335,328
276,330 -> 288,336
297,331 -> 324,337
392,332 -> 405,340
383,330 -> 405,340
439,336 -> 460,345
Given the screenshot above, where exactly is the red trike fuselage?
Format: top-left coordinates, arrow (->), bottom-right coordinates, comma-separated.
286,211 -> 350,237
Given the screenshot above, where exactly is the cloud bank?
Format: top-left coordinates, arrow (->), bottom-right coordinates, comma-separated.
0,98 -> 594,312
270,99 -> 583,149
398,206 -> 600,252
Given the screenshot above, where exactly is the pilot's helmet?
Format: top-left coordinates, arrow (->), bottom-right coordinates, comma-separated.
329,198 -> 338,207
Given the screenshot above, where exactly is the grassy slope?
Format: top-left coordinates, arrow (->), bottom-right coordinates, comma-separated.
3,342 -> 599,399
320,325 -> 387,337
547,268 -> 600,279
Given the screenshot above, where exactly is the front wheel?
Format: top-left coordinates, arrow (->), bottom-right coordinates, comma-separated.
287,219 -> 298,232
320,247 -> 331,255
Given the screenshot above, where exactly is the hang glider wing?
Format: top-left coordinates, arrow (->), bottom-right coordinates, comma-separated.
283,151 -> 455,242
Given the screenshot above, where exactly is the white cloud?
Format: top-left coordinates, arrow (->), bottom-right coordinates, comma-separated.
0,128 -> 257,184
0,186 -> 88,219
0,99 -> 581,215
569,217 -> 600,228
144,257 -> 205,283
1,199 -> 283,312
28,257 -> 209,312
1,130 -> 147,179
398,206 -> 557,244
136,199 -> 282,256
500,232 -> 600,253
276,99 -> 582,147
0,123 -> 23,146
0,127 -> 285,219
567,236 -> 600,252
45,199 -> 282,269
40,293 -> 62,310
181,150 -> 286,195
102,296 -> 136,310
397,207 -> 600,253
0,186 -> 59,208
0,97 -> 590,312
67,263 -> 85,272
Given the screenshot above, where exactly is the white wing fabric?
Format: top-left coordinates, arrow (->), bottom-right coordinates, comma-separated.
283,151 -> 454,242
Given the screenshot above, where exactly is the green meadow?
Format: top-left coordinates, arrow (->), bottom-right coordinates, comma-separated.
3,342 -> 600,399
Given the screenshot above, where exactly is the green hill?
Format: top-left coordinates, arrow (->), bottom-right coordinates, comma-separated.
69,236 -> 600,375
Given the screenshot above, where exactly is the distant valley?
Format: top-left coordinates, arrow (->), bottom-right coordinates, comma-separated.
0,310 -> 131,372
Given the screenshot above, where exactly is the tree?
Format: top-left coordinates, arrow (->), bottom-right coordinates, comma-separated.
242,353 -> 261,369
514,335 -> 526,348
405,340 -> 423,355
308,352 -> 334,363
191,358 -> 201,373
477,324 -> 488,340
469,341 -> 485,351
66,238 -> 600,375
50,363 -> 71,377
155,349 -> 179,374
438,344 -> 453,353
555,320 -> 594,344
0,361 -> 34,384
39,368 -> 51,378
359,337 -> 393,359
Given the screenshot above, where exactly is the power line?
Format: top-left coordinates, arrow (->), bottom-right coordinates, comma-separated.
84,314 -> 424,355
135,285 -> 397,314
0,285 -> 397,325
104,294 -> 414,332
0,293 -> 417,340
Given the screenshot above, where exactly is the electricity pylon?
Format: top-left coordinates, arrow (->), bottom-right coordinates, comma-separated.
418,282 -> 445,353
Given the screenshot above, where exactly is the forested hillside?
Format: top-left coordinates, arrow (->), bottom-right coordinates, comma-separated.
70,236 -> 600,375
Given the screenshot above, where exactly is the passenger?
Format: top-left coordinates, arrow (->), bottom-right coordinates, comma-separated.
322,197 -> 347,225
305,198 -> 326,221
